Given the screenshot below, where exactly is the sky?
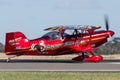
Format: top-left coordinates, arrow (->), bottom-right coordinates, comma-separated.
0,0 -> 120,44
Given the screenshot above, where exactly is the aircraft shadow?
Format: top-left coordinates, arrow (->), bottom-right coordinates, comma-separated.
0,59 -> 120,63
0,59 -> 81,63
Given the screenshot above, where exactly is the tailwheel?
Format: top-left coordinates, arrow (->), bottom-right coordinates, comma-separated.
6,55 -> 17,62
7,57 -> 11,62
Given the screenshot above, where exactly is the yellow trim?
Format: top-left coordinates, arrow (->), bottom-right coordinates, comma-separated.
91,36 -> 106,41
5,48 -> 32,55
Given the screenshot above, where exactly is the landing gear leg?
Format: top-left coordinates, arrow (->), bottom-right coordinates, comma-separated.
72,52 -> 86,61
89,51 -> 95,56
82,52 -> 85,59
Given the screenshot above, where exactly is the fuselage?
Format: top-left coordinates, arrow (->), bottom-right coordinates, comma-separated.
5,30 -> 114,56
23,30 -> 114,55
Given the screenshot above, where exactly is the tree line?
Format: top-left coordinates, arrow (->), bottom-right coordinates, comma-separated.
0,42 -> 4,52
0,37 -> 120,54
96,37 -> 120,55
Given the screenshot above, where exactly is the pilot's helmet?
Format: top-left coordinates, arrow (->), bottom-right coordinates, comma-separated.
52,34 -> 59,39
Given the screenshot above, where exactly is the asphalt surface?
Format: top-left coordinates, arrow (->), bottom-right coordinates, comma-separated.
0,59 -> 120,71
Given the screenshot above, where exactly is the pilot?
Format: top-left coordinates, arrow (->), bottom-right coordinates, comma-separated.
73,29 -> 80,35
52,34 -> 59,39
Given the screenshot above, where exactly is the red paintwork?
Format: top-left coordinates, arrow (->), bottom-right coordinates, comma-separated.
85,55 -> 103,62
5,28 -> 114,62
72,55 -> 103,62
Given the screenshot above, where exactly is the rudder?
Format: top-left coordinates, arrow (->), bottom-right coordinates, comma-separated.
5,32 -> 30,55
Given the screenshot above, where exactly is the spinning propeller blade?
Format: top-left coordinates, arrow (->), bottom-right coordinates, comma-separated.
104,15 -> 113,41
104,15 -> 109,31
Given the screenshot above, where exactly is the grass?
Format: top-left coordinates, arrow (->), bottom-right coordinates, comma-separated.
0,72 -> 120,80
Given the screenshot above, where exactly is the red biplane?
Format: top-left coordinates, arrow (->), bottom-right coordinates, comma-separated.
5,16 -> 114,62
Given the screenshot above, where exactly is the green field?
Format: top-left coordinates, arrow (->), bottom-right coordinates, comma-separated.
0,72 -> 120,80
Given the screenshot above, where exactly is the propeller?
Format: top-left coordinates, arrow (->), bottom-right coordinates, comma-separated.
104,15 -> 114,42
104,14 -> 109,31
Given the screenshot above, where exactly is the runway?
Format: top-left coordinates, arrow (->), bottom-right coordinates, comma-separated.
0,59 -> 120,71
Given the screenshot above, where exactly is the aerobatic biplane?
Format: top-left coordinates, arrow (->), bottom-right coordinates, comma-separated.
5,16 -> 114,62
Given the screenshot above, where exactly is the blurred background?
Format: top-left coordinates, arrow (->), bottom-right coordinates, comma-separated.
0,0 -> 120,55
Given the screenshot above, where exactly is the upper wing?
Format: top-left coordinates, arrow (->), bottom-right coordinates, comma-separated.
44,25 -> 101,31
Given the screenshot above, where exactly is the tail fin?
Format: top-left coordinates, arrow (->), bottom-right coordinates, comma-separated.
5,32 -> 30,55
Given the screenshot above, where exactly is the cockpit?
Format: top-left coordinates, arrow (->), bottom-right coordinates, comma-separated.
41,31 -> 68,40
